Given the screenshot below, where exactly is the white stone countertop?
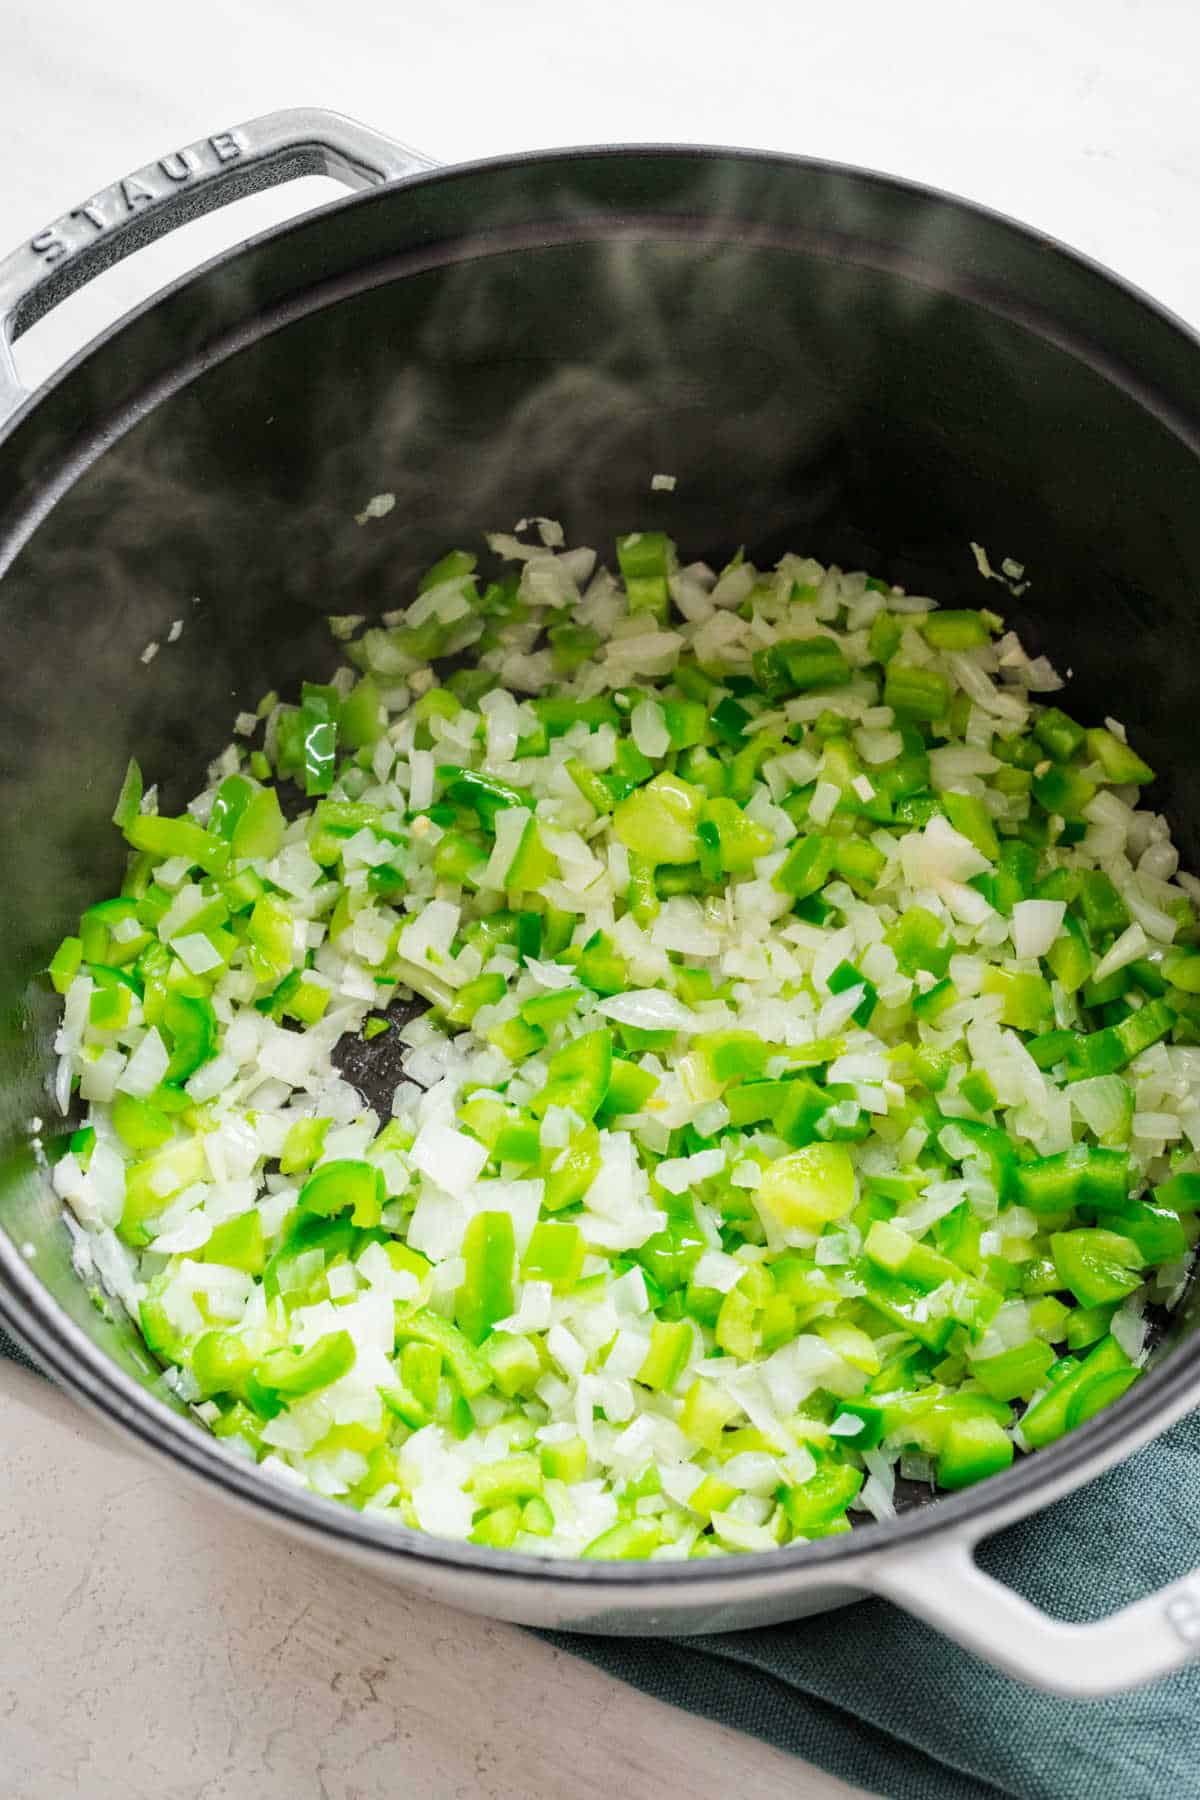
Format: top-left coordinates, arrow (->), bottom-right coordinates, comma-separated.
0,1368 -> 862,1799
2,3 -> 1196,1793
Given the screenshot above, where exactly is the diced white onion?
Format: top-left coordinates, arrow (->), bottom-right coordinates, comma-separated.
1091,923 -> 1149,986
596,989 -> 696,1033
51,518 -> 1200,1565
410,1122 -> 487,1197
1010,899 -> 1065,960
115,1028 -> 169,1098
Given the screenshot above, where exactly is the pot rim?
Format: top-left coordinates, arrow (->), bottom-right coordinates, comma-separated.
6,138 -> 1200,452
3,1238 -> 1197,1588
4,134 -> 1200,1589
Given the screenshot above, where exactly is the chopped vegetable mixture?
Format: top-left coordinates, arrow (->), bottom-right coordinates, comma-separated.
48,521 -> 1200,1557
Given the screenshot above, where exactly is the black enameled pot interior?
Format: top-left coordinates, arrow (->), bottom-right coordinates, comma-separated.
3,147 -> 1200,1539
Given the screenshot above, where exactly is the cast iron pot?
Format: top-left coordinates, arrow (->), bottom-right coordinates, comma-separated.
2,109 -> 1200,1696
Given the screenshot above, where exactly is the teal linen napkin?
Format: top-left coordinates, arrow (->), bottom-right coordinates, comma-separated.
545,1415 -> 1200,1800
3,1321 -> 1195,1798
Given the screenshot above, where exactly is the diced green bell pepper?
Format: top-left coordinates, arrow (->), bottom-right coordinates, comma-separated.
540,1436 -> 589,1483
921,609 -> 994,651
1064,1303 -> 1116,1351
456,1211 -> 516,1344
942,791 -> 1000,861
543,1124 -> 602,1212
1076,869 -> 1130,935
885,664 -> 951,721
192,1331 -> 257,1400
980,967 -> 1054,1033
581,1519 -> 664,1559
162,992 -> 217,1082
599,1056 -> 659,1119
613,772 -> 705,865
779,1459 -> 864,1534
299,1159 -> 385,1227
755,636 -> 851,696
679,1378 -> 741,1452
1086,726 -> 1154,786
1093,1200 -> 1186,1265
636,1318 -> 694,1393
700,796 -> 774,871
483,1333 -> 541,1398
280,1116 -> 330,1175
110,1090 -> 173,1152
521,1221 -> 585,1294
868,610 -> 903,664
1050,1228 -> 1144,1307
971,1338 -> 1054,1401
889,905 -> 952,977
1046,914 -> 1092,994
1034,707 -> 1086,762
393,1306 -> 491,1398
827,959 -> 878,1027
1020,1333 -> 1137,1447
1153,1172 -> 1200,1213
48,936 -> 84,994
829,1399 -> 885,1448
937,1413 -> 1013,1489
255,1329 -> 356,1397
202,1210 -> 266,1275
1033,764 -> 1096,821
774,833 -> 837,899
757,1143 -> 856,1232
531,1029 -> 613,1121
125,813 -> 229,876
617,531 -> 674,618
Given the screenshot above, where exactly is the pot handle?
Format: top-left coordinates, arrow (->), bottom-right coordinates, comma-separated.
0,107 -> 438,425
864,1521 -> 1200,1696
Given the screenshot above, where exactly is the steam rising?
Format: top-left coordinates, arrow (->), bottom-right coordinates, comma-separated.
2,145 -> 1198,1132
